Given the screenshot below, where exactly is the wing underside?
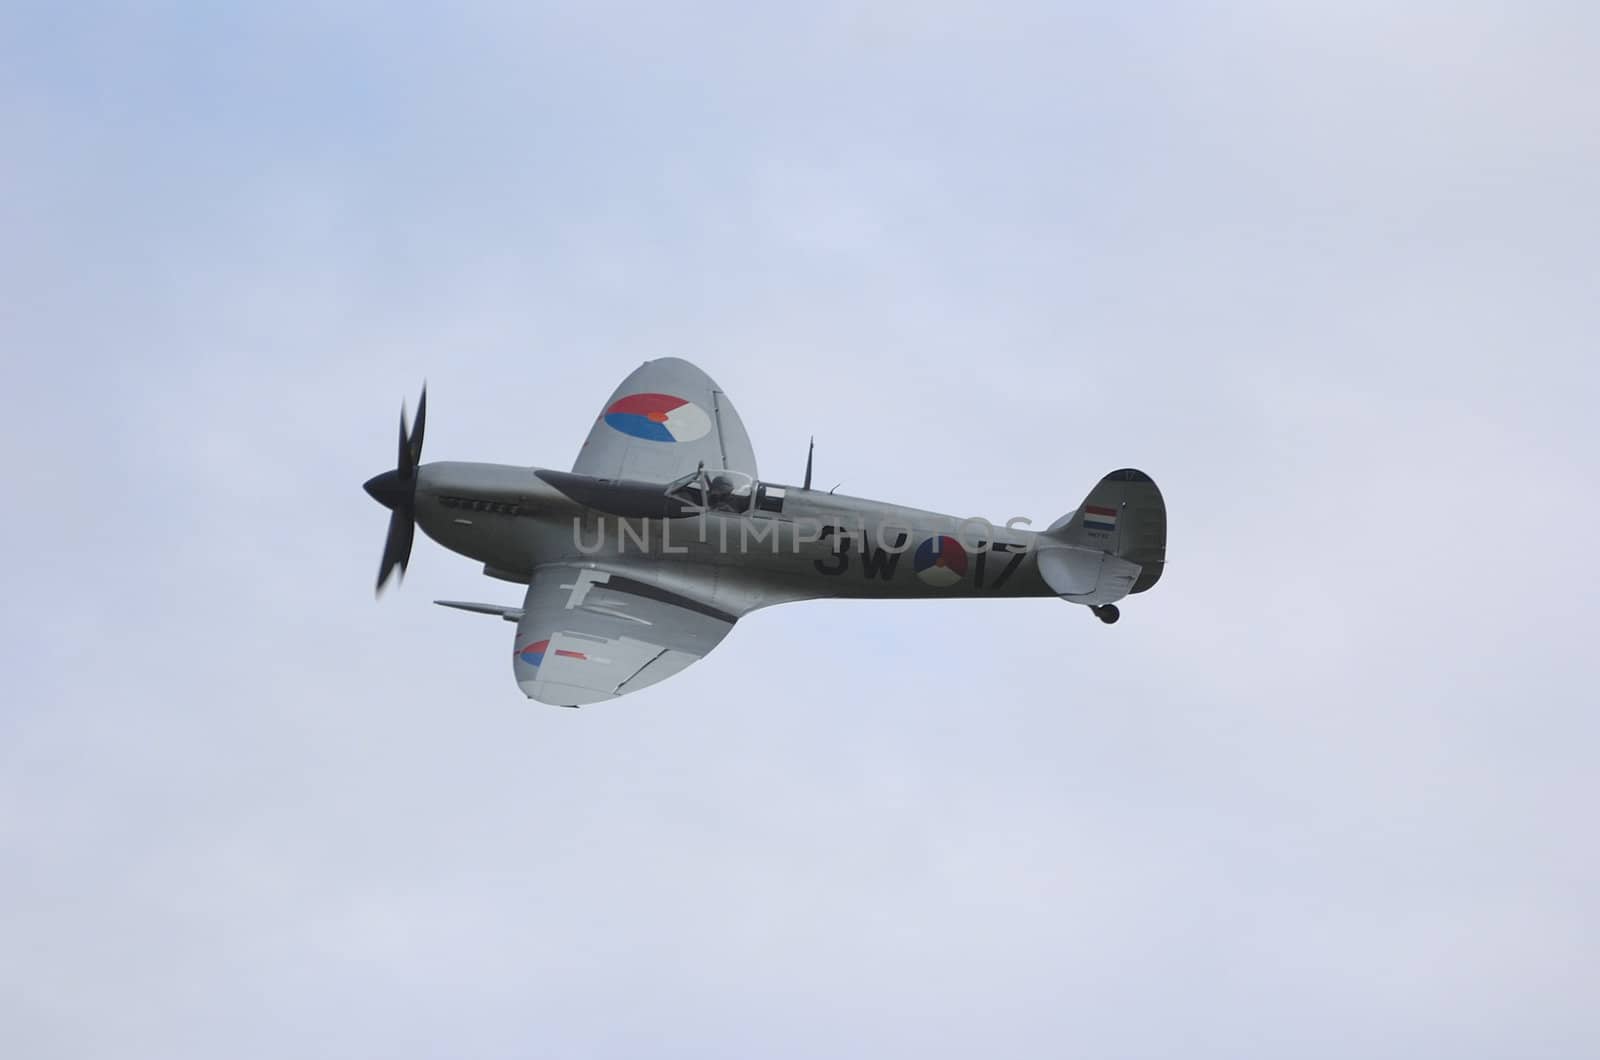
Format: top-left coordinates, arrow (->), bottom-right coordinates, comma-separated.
570,357 -> 758,483
512,564 -> 736,706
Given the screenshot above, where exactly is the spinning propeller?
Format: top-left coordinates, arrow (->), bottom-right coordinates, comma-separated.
363,386 -> 427,593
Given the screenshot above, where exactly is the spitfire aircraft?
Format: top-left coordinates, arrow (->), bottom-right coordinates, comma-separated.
363,359 -> 1166,706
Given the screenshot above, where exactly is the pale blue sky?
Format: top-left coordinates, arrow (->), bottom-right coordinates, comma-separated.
3,3 -> 1597,1058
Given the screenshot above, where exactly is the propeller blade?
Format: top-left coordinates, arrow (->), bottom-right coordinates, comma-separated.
396,405 -> 414,480
370,384 -> 427,597
409,385 -> 426,468
376,508 -> 415,593
803,436 -> 814,490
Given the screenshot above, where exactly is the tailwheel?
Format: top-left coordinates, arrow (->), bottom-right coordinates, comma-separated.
1091,604 -> 1120,625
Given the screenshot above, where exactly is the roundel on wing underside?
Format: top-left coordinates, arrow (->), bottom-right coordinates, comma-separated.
603,393 -> 713,443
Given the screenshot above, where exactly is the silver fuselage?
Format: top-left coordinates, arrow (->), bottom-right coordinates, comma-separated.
412,461 -> 1054,615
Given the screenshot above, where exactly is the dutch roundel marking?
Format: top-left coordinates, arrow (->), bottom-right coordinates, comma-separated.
515,639 -> 589,668
913,535 -> 969,588
603,393 -> 712,443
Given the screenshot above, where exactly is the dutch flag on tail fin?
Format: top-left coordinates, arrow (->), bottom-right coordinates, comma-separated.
1082,504 -> 1118,533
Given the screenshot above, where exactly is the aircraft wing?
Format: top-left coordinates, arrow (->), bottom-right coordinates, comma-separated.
511,563 -> 737,706
570,357 -> 758,483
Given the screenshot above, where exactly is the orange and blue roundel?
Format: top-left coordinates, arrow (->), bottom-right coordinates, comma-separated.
515,639 -> 589,668
604,393 -> 713,443
913,535 -> 968,588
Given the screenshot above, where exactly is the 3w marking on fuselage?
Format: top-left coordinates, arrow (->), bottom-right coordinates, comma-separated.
813,524 -> 908,580
812,525 -> 908,579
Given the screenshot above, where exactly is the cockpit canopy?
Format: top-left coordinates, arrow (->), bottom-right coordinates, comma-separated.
665,468 -> 757,513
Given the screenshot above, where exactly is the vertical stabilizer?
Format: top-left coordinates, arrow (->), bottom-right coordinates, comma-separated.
1044,468 -> 1167,596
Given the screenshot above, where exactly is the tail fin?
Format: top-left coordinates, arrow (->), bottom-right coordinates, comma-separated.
1040,468 -> 1167,600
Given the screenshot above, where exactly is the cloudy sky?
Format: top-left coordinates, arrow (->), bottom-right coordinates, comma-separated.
4,2 -> 1597,1057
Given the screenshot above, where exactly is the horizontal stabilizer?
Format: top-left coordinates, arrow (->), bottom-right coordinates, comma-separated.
435,600 -> 525,622
1036,544 -> 1143,602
